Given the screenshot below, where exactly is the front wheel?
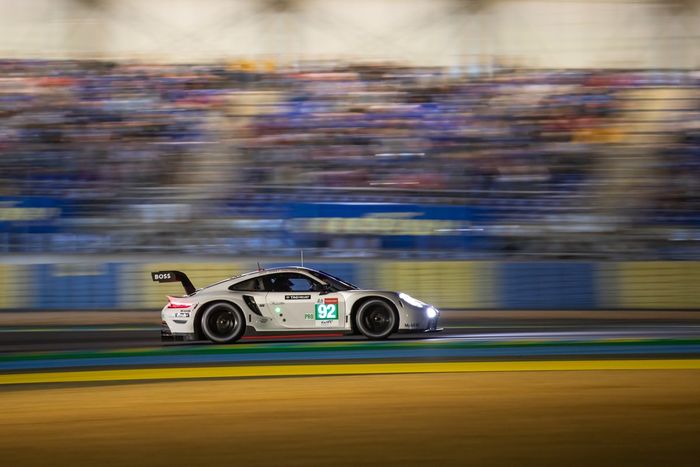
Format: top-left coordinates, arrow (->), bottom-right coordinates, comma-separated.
200,302 -> 246,344
355,299 -> 397,340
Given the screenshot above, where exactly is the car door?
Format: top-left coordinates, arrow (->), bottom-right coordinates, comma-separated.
264,272 -> 345,330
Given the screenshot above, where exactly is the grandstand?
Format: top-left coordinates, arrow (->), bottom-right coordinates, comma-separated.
1,62 -> 698,259
0,0 -> 698,260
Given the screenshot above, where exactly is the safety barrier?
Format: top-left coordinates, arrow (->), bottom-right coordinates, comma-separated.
0,260 -> 698,310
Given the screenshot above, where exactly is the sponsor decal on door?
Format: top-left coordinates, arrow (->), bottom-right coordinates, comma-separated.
315,297 -> 339,327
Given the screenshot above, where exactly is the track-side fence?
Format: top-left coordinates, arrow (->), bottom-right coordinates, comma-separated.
0,260 -> 698,310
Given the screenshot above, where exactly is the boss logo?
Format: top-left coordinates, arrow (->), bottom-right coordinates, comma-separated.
154,273 -> 172,280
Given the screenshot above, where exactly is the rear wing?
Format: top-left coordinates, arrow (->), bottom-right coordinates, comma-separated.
151,271 -> 196,295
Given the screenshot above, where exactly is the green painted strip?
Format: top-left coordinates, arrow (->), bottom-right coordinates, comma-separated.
1,337 -> 700,363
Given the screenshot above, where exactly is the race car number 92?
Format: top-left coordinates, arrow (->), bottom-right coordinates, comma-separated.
315,304 -> 337,320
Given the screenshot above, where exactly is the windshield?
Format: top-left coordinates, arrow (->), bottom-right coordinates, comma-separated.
307,269 -> 358,291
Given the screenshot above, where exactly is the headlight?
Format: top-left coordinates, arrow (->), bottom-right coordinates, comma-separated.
399,292 -> 424,307
426,307 -> 438,319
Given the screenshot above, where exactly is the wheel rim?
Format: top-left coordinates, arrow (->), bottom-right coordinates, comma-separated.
205,307 -> 239,339
360,303 -> 393,335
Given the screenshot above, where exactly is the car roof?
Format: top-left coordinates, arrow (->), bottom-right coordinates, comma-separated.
243,266 -> 320,278
204,266 -> 320,288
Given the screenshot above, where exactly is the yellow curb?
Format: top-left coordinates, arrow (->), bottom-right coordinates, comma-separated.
2,359 -> 700,385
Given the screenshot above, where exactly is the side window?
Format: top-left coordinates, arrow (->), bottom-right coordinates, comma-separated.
264,273 -> 319,292
228,278 -> 260,291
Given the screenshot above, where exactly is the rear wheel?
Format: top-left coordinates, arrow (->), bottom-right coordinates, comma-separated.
355,299 -> 397,340
200,302 -> 246,344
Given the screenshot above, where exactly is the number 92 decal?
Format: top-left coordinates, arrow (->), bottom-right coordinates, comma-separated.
315,303 -> 337,320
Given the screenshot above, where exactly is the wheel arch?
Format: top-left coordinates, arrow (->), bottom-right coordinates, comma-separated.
194,299 -> 245,340
350,295 -> 400,334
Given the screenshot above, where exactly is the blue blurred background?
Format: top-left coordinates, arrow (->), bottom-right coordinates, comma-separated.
0,0 -> 699,310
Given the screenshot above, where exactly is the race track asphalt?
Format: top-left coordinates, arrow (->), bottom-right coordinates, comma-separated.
2,313 -> 700,352
1,311 -> 699,466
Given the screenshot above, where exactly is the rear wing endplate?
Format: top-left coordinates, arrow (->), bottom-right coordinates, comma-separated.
151,271 -> 196,295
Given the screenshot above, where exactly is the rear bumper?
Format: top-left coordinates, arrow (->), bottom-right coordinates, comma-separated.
161,333 -> 197,342
161,321 -> 196,342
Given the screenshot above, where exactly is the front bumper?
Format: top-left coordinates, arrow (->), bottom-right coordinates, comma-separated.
398,303 -> 442,333
426,315 -> 441,332
398,319 -> 442,334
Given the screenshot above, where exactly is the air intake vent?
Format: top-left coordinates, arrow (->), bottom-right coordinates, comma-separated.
243,295 -> 262,316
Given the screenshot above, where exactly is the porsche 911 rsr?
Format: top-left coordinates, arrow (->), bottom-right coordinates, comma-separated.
152,266 -> 441,343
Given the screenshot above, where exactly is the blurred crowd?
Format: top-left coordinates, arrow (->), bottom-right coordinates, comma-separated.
0,59 -> 698,258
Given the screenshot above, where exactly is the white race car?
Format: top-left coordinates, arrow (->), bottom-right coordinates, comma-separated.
153,266 -> 441,343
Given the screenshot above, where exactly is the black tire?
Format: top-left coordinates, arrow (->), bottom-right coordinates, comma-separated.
355,299 -> 397,340
200,302 -> 246,344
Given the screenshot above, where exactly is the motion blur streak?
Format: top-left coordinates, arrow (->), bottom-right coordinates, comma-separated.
1,372 -> 699,467
3,359 -> 700,386
1,0 -> 699,465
